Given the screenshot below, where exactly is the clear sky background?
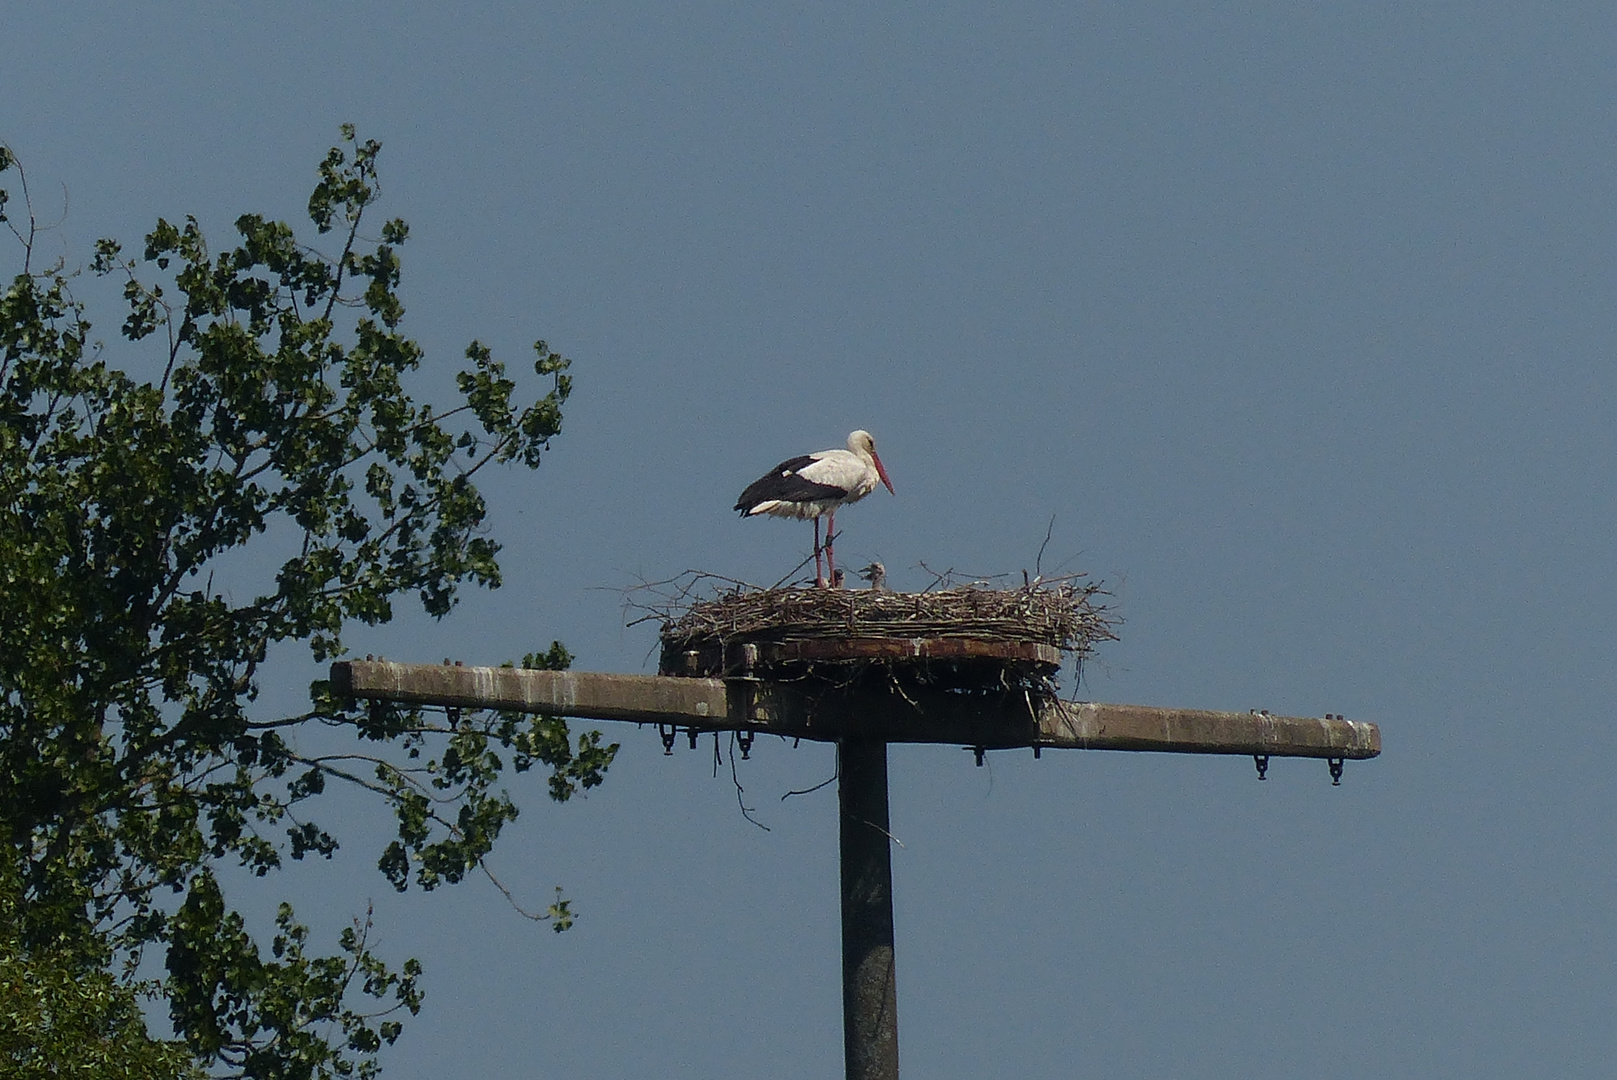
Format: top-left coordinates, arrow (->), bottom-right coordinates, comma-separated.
6,3 -> 1616,1077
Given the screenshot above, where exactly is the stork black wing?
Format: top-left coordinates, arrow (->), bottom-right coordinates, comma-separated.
734,455 -> 847,513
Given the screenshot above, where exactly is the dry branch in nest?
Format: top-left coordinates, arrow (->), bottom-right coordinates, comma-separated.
631,569 -> 1118,692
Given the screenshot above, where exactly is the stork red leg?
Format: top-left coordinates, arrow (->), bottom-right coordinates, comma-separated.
826,508 -> 838,586
814,516 -> 827,588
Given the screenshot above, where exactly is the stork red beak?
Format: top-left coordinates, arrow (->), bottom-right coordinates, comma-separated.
872,451 -> 895,495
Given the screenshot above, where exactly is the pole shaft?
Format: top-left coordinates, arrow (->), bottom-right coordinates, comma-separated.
840,738 -> 899,1080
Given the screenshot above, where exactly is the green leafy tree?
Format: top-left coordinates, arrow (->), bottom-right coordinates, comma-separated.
0,129 -> 617,1078
1,860 -> 203,1079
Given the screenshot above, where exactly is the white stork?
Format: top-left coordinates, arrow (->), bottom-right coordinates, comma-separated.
734,429 -> 895,587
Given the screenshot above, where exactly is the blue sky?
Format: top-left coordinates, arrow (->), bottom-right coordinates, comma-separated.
6,3 -> 1616,1076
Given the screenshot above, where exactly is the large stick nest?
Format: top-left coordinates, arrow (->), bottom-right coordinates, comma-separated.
662,579 -> 1113,650
635,570 -> 1118,689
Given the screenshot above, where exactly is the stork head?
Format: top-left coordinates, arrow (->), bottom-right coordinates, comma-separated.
858,561 -> 887,590
848,429 -> 895,495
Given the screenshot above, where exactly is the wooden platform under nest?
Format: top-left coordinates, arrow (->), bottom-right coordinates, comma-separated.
657,580 -> 1116,689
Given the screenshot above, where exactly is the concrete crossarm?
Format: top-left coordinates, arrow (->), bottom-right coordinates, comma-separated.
329,660 -> 1380,759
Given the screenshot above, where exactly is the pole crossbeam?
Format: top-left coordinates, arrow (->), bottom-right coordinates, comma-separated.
329,660 -> 1380,760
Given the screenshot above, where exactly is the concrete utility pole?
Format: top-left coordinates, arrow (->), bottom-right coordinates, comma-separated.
331,659 -> 1379,1080
839,738 -> 899,1080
